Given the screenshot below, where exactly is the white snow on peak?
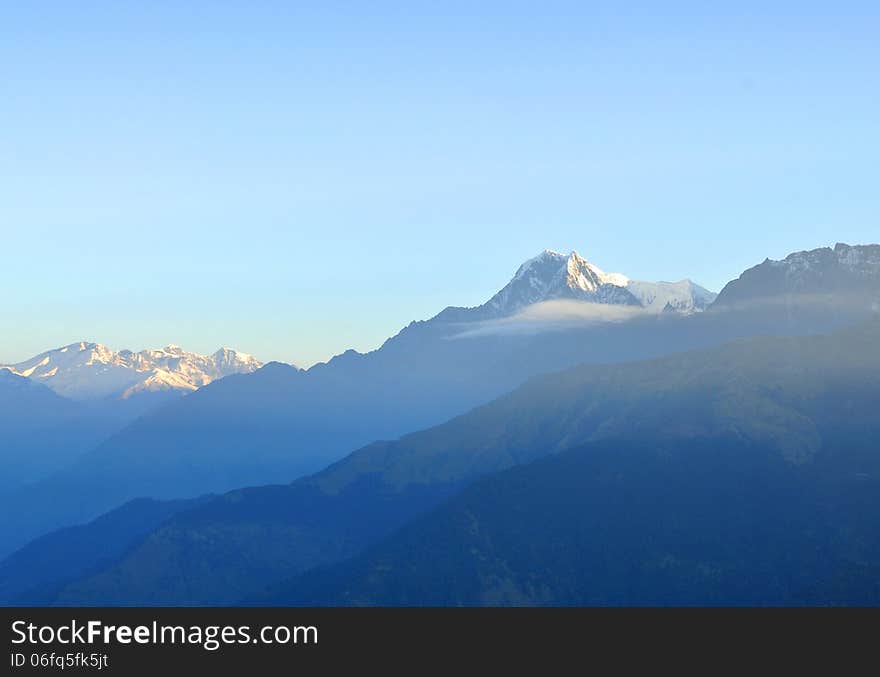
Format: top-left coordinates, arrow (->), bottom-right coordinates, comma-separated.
626,279 -> 717,314
585,261 -> 630,288
767,242 -> 880,276
512,249 -> 566,281
0,342 -> 265,401
476,249 -> 715,319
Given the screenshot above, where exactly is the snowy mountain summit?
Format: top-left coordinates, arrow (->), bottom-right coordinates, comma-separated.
490,250 -> 639,312
714,243 -> 880,307
0,342 -> 263,400
436,249 -> 717,321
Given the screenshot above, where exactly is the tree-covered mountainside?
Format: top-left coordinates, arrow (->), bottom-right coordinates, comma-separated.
270,433 -> 880,606
17,318 -> 880,605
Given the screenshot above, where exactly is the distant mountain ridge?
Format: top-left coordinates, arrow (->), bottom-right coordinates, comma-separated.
434,250 -> 716,322
0,342 -> 263,400
714,243 -> 880,307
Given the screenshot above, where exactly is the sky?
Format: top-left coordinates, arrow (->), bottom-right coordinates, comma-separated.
1,2 -> 878,366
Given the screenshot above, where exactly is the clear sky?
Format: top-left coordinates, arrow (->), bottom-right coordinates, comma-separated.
2,2 -> 878,366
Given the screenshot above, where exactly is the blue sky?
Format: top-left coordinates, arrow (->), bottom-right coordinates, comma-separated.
2,2 -> 878,366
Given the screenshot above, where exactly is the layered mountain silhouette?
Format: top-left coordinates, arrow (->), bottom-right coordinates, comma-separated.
0,371 -> 83,492
0,369 -> 79,432
1,243 -> 877,570
0,343 -> 262,502
0,369 -> 182,495
8,317 -> 879,605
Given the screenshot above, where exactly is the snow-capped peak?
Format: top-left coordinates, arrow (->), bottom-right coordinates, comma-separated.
0,343 -> 265,401
435,248 -> 717,322
512,249 -> 565,280
713,242 -> 880,307
211,347 -> 262,373
495,250 -> 639,315
513,250 -> 629,287
583,259 -> 630,288
625,278 -> 717,314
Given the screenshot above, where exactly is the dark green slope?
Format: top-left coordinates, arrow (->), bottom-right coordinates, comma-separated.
47,478 -> 460,606
30,319 -> 880,605
271,433 -> 880,606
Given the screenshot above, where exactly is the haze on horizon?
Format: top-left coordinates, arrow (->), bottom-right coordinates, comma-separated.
2,2 -> 878,366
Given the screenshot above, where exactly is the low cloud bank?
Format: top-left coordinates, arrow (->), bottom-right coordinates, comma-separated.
451,300 -> 653,338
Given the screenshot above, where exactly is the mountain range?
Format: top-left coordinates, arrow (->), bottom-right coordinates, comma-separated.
0,342 -> 263,400
2,250 -> 709,403
6,317 -> 878,605
0,248 -> 724,554
1,241 -> 878,593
